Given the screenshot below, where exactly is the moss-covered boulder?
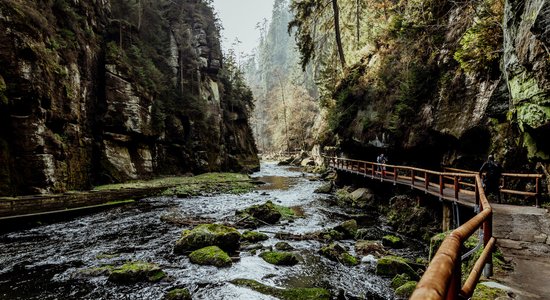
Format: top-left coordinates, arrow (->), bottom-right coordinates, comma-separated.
189,246 -> 232,267
108,261 -> 165,283
334,219 -> 358,239
472,282 -> 508,299
355,240 -> 386,256
236,200 -> 282,227
275,242 -> 294,251
320,229 -> 345,241
242,231 -> 269,243
335,188 -> 353,207
395,281 -> 417,298
314,182 -> 332,194
391,273 -> 411,289
382,235 -> 404,248
319,243 -> 359,266
376,256 -> 419,279
164,288 -> 192,300
260,251 -> 299,266
174,223 -> 241,254
231,279 -> 331,300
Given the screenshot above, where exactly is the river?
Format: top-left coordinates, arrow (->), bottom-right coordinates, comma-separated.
0,162 -> 425,299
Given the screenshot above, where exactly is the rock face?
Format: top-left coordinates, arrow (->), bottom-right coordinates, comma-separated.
0,0 -> 259,196
329,0 -> 549,171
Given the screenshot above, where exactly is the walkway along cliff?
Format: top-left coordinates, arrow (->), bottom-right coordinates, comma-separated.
0,0 -> 259,197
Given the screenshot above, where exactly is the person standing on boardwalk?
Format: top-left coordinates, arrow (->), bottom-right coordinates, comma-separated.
479,154 -> 503,203
377,153 -> 387,177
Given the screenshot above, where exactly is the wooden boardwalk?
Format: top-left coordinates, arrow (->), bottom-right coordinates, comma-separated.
333,163 -> 478,207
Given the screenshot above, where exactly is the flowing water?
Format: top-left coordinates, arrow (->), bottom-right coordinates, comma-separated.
0,162 -> 425,299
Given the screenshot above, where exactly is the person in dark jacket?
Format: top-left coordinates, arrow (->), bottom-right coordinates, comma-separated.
479,155 -> 503,203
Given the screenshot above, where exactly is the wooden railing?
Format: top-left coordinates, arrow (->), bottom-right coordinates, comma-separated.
325,157 -> 543,299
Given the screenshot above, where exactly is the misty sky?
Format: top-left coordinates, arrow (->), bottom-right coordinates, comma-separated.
212,0 -> 275,57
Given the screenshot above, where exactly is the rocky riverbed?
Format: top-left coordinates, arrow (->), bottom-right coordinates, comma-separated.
0,162 -> 428,299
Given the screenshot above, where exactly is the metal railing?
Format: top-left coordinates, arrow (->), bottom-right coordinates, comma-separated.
324,156 -> 542,299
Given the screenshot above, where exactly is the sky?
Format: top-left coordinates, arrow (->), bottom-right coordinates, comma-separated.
212,0 -> 275,57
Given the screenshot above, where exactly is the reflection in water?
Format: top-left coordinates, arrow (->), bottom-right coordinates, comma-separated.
0,162 -> 423,299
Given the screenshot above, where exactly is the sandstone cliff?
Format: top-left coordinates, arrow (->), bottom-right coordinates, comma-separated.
0,0 -> 259,196
328,0 -> 548,171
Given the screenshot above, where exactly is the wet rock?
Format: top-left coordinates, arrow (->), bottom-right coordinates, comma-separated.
189,246 -> 232,267
314,182 -> 332,194
260,251 -> 299,266
375,256 -> 418,279
382,235 -> 404,249
174,223 -> 241,254
236,201 -> 282,226
320,229 -> 345,241
164,288 -> 192,300
334,219 -> 358,239
277,157 -> 294,166
242,243 -> 264,251
395,281 -> 417,298
108,261 -> 165,283
355,227 -> 387,240
242,231 -> 269,243
319,243 -> 359,266
387,195 -> 439,241
355,240 -> 386,256
349,188 -> 375,208
231,279 -> 331,300
391,273 -> 411,289
274,242 -> 294,251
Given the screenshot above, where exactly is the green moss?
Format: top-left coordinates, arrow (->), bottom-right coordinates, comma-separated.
472,283 -> 507,299
260,251 -> 299,266
382,235 -> 404,248
242,231 -> 269,242
376,256 -> 418,279
341,253 -> 359,266
80,265 -> 115,276
164,288 -> 191,300
334,220 -> 358,238
189,246 -> 232,267
273,203 -> 297,219
108,261 -> 165,283
231,279 -> 331,300
391,273 -> 411,289
395,281 -> 417,298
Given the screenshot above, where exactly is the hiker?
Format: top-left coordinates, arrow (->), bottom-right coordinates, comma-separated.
377,153 -> 387,176
479,154 -> 503,203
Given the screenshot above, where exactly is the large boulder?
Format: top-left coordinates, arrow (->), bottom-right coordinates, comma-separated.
319,243 -> 359,266
236,201 -> 282,227
333,219 -> 358,239
260,251 -> 299,266
174,223 -> 241,254
355,240 -> 386,257
189,246 -> 232,267
108,261 -> 165,283
349,188 -> 375,208
376,256 -> 419,279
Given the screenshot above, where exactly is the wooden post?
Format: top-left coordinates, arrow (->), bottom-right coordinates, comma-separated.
483,217 -> 493,277
439,175 -> 444,196
536,178 -> 540,207
411,170 -> 415,187
372,163 -> 375,178
394,167 -> 398,183
475,183 -> 480,207
442,202 -> 452,231
425,173 -> 429,191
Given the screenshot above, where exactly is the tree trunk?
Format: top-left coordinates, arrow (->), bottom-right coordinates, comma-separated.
332,0 -> 346,69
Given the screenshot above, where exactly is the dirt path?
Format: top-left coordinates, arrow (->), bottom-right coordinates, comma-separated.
492,204 -> 550,300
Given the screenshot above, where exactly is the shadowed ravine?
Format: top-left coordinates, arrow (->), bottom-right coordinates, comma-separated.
0,162 -> 425,299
